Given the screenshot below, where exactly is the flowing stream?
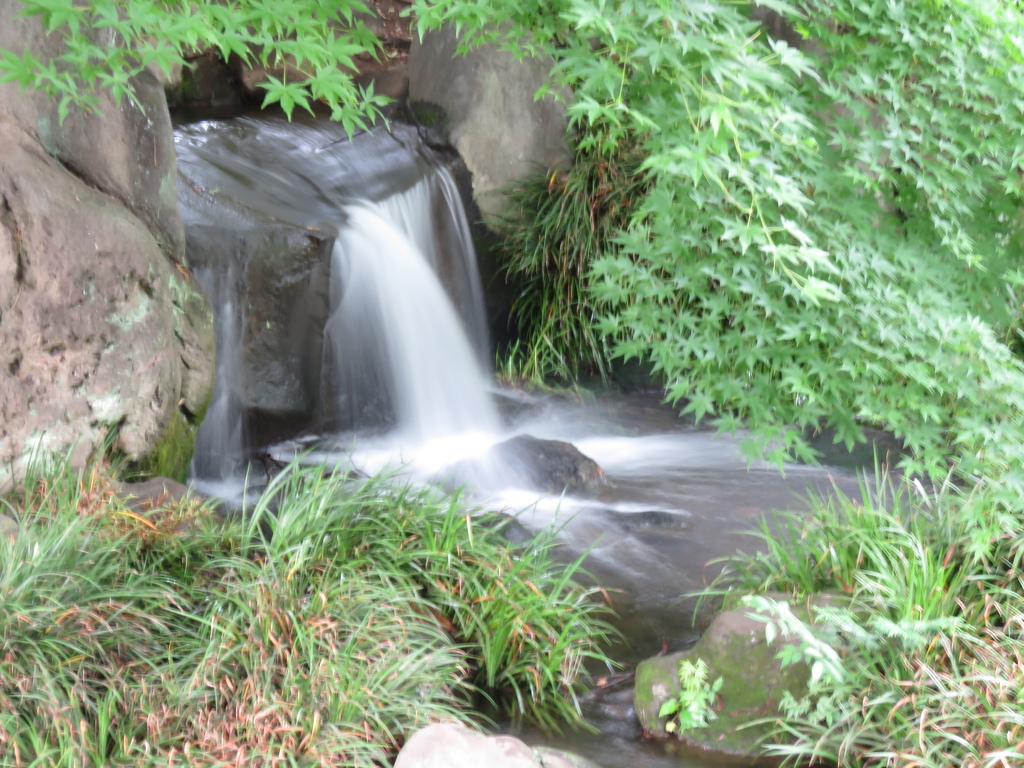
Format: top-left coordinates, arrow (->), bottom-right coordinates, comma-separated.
176,115 -> 864,768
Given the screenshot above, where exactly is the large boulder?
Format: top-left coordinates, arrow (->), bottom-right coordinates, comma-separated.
395,723 -> 602,768
0,6 -> 185,260
408,25 -> 571,225
633,594 -> 838,760
0,0 -> 215,490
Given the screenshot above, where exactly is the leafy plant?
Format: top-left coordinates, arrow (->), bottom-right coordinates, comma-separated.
410,0 -> 1024,491
711,468 -> 980,618
702,471 -> 1024,767
1,0 -> 391,127
498,146 -> 649,383
0,458 -> 615,766
246,464 -> 618,731
737,591 -> 1024,768
657,658 -> 722,735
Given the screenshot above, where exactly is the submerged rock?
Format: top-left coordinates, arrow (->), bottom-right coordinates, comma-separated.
395,723 -> 603,768
446,434 -> 606,496
596,508 -> 688,534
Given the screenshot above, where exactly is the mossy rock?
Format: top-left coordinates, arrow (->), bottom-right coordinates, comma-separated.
408,101 -> 455,151
635,594 -> 841,760
410,101 -> 449,131
133,410 -> 196,483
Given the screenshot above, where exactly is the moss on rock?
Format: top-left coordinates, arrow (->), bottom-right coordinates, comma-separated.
410,101 -> 448,131
133,410 -> 196,482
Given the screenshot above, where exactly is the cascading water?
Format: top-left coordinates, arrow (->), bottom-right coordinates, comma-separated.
371,167 -> 491,365
189,264 -> 248,484
324,201 -> 499,443
176,118 -> 501,487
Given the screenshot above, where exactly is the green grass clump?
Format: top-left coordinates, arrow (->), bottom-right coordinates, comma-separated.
0,459 -> 614,766
704,470 -> 1024,768
498,146 -> 649,384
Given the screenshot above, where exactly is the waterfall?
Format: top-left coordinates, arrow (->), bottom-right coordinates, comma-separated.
190,265 -> 248,483
324,187 -> 499,443
179,118 -> 500,482
372,169 -> 490,365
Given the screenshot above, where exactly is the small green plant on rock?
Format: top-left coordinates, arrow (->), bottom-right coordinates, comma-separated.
658,658 -> 722,735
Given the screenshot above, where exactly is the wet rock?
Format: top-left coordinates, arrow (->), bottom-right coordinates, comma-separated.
184,223 -> 332,441
634,594 -> 839,760
493,390 -> 545,427
583,685 -> 642,739
447,434 -> 606,496
165,49 -> 244,109
596,509 -> 688,534
231,54 -> 302,99
472,510 -> 536,546
532,746 -> 603,768
394,723 -> 603,768
356,65 -> 411,104
495,435 -> 606,494
408,24 -> 571,225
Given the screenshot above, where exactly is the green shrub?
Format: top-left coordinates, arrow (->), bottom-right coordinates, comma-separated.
715,471 -> 978,619
498,147 -> 649,383
0,460 -> 614,766
410,0 -> 1024,505
246,465 -> 617,732
704,471 -> 1024,767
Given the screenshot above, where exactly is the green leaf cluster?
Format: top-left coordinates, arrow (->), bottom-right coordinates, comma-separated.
413,0 -> 1024,504
657,658 -> 722,735
1,0 -> 391,126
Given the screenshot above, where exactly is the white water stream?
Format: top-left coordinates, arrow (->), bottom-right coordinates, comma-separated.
324,202 -> 499,443
190,266 -> 247,486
